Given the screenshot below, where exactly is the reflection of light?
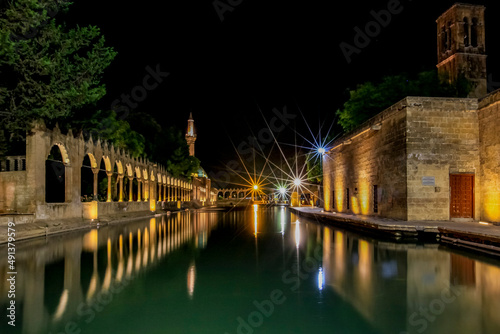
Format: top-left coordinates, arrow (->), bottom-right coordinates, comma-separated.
53,289 -> 69,321
479,221 -> 491,225
317,147 -> 326,155
254,205 -> 258,237
83,229 -> 99,252
294,179 -> 301,186
318,267 -> 324,291
126,232 -> 133,278
187,263 -> 196,299
358,240 -> 370,281
102,239 -> 112,292
295,220 -> 300,248
280,207 -> 285,235
116,235 -> 124,282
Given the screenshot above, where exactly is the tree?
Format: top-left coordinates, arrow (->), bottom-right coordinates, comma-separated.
336,71 -> 471,132
0,0 -> 116,150
306,152 -> 322,184
126,112 -> 200,178
74,109 -> 146,158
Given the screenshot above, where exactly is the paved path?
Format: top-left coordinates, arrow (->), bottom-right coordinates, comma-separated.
290,207 -> 500,256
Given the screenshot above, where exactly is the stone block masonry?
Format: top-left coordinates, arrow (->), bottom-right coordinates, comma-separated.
323,98 -> 408,220
405,97 -> 480,221
323,96 -> 485,222
479,90 -> 500,223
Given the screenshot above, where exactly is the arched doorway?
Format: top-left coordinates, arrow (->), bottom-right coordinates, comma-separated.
45,145 -> 65,203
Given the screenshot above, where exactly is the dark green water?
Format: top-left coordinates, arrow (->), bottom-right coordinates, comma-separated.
1,206 -> 500,334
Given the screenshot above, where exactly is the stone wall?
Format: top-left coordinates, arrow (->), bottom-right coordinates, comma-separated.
323,97 -> 482,221
0,171 -> 29,213
323,99 -> 408,219
406,97 -> 480,220
478,90 -> 500,223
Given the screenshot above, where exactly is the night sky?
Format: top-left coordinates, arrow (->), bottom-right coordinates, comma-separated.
65,0 -> 500,178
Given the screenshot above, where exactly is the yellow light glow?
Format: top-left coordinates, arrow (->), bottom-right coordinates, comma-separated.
479,221 -> 490,225
253,185 -> 258,190
82,229 -> 99,252
295,220 -> 300,248
358,240 -> 371,281
254,205 -> 258,237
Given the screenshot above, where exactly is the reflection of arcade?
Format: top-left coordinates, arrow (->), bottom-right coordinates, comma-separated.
322,227 -> 500,334
0,212 -> 218,334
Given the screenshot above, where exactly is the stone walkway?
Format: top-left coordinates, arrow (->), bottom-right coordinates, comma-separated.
290,207 -> 500,256
0,210 -> 174,244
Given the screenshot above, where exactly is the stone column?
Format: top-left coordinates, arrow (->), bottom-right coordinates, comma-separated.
144,180 -> 149,201
163,184 -> 167,201
118,175 -> 124,202
106,172 -> 113,202
128,177 -> 133,202
92,168 -> 99,200
137,179 -> 142,202
65,164 -> 73,203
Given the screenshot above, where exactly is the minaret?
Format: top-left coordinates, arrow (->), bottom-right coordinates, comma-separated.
185,112 -> 196,156
436,3 -> 487,98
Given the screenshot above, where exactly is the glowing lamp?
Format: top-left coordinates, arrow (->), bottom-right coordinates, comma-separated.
279,187 -> 286,195
294,179 -> 301,186
317,147 -> 326,154
253,185 -> 259,190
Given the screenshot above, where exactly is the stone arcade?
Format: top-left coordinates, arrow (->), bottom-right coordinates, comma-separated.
0,121 -> 196,221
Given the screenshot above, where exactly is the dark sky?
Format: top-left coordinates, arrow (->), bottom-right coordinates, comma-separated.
65,0 -> 500,179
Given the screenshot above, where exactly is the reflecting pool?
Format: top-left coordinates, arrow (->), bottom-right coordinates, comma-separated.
1,207 -> 500,333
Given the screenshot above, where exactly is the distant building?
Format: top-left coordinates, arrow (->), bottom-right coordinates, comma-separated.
185,114 -> 217,205
323,3 -> 500,223
185,112 -> 197,157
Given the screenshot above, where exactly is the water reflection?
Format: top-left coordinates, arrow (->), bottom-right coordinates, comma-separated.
321,224 -> 500,334
0,211 -> 218,334
0,207 -> 499,334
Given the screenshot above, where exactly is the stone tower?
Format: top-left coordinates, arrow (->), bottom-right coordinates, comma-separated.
185,112 -> 196,156
436,3 -> 487,98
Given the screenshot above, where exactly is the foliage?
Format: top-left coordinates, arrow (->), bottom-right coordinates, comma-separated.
0,0 -> 116,142
336,71 -> 472,132
127,112 -> 200,178
0,1 -> 200,177
306,153 -> 322,184
73,109 -> 146,158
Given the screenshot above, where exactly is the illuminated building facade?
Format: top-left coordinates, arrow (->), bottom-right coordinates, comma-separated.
323,3 -> 500,223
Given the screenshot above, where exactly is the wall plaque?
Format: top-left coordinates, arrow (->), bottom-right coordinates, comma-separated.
422,176 -> 435,186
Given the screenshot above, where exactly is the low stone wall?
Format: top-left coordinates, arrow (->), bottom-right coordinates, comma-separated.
0,171 -> 30,213
97,201 -> 150,216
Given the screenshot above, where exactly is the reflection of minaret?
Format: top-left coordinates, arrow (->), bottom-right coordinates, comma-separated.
185,112 -> 197,156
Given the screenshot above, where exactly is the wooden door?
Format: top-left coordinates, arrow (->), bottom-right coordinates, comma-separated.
450,174 -> 474,218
